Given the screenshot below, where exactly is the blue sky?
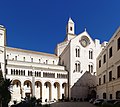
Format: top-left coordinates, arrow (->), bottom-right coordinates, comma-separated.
0,0 -> 120,54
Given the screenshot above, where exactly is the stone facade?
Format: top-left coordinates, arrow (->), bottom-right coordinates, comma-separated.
97,27 -> 120,100
0,18 -> 113,105
6,47 -> 68,103
56,18 -> 103,99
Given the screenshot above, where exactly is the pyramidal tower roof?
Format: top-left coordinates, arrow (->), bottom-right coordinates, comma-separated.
68,17 -> 74,23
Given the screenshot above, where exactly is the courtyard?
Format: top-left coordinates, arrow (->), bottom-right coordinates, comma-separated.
50,102 -> 96,107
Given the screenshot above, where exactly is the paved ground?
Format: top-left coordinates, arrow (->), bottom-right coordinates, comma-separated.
50,102 -> 96,107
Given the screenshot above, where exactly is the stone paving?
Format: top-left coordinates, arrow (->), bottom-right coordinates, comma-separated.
50,102 -> 96,107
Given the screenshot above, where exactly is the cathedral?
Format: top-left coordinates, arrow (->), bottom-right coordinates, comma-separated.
1,18 -> 119,105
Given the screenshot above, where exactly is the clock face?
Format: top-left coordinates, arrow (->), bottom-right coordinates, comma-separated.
80,39 -> 87,47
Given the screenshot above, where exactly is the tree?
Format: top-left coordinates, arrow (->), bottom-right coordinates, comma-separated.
0,76 -> 12,107
0,72 -> 4,107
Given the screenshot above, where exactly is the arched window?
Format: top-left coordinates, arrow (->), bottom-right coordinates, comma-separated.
75,63 -> 77,72
39,72 -> 41,77
37,72 -> 39,77
14,69 -> 16,75
91,51 -> 93,59
75,61 -> 80,72
31,71 -> 33,76
23,70 -> 25,76
88,63 -> 93,73
31,58 -> 33,62
78,49 -> 80,57
76,48 -> 77,57
39,59 -> 41,63
75,46 -> 80,57
89,51 -> 91,59
15,56 -> 17,60
11,69 -> 13,75
23,57 -> 25,61
16,70 -> 18,75
91,65 -> 93,73
70,26 -> 72,31
88,65 -> 90,72
19,70 -> 21,75
78,63 -> 80,72
89,49 -> 93,59
46,60 -> 48,64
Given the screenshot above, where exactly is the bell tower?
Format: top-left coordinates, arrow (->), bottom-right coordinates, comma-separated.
0,25 -> 6,78
66,17 -> 75,34
65,17 -> 75,41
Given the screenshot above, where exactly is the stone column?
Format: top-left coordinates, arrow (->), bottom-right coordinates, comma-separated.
32,67 -> 35,97
41,71 -> 43,77
42,83 -> 45,102
51,82 -> 54,101
60,83 -> 63,99
20,82 -> 24,98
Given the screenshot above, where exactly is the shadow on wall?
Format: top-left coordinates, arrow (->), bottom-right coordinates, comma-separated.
71,71 -> 97,101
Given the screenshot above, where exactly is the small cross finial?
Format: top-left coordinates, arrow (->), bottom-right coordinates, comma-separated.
85,28 -> 87,32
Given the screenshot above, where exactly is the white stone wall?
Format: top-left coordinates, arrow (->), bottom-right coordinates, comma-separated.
56,19 -> 102,99
7,65 -> 68,103
0,26 -> 6,78
58,30 -> 102,99
67,31 -> 101,99
55,41 -> 69,56
6,47 -> 59,65
5,47 -> 68,104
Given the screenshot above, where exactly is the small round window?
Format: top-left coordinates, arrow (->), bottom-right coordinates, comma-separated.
80,36 -> 90,47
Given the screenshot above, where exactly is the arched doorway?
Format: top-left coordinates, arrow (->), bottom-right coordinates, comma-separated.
24,80 -> 32,99
103,92 -> 106,99
53,82 -> 60,100
12,80 -> 21,102
116,91 -> 120,99
91,90 -> 96,99
35,81 -> 42,99
62,83 -> 67,99
44,82 -> 51,102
